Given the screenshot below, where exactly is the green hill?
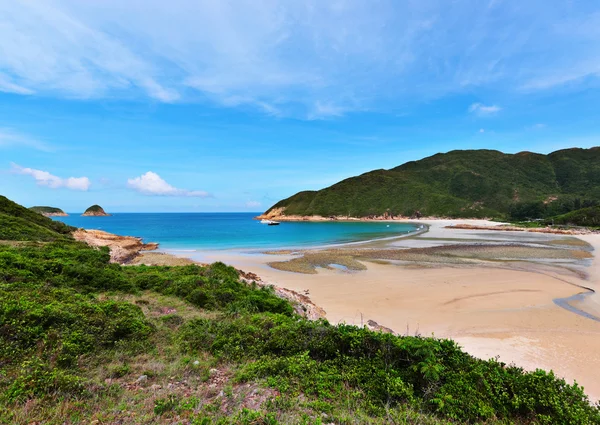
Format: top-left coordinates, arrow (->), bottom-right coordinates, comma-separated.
29,206 -> 67,216
264,147 -> 600,219
2,195 -> 599,423
82,204 -> 109,216
0,196 -> 74,241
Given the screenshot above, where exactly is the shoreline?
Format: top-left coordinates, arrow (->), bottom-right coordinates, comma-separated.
79,219 -> 600,400
171,219 -> 600,401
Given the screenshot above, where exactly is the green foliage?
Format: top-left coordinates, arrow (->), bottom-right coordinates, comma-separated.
123,262 -> 294,315
0,195 -> 74,239
154,395 -> 180,415
2,194 -> 600,423
0,214 -> 71,241
550,206 -> 600,227
0,284 -> 152,401
267,147 -> 600,219
178,313 -> 600,423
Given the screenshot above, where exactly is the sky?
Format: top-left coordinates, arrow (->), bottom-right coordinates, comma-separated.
1,0 -> 599,212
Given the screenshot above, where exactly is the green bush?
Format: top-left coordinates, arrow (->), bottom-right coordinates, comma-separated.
178,313 -> 600,423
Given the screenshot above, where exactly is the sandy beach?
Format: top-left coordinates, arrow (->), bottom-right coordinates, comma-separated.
166,219 -> 600,401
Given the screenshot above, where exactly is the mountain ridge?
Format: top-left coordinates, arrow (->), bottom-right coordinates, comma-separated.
260,147 -> 600,220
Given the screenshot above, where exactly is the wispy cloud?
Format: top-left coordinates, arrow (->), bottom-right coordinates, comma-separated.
0,1 -> 599,117
127,171 -> 209,197
528,123 -> 547,130
0,128 -> 53,151
11,163 -> 90,191
245,201 -> 261,208
469,103 -> 501,116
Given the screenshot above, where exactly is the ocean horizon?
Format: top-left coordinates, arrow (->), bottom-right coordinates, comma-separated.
53,212 -> 419,251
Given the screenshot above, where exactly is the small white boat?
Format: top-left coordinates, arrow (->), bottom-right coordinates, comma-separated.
260,219 -> 280,226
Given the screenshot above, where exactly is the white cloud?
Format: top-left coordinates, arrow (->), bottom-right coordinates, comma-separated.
0,2 -> 599,116
11,163 -> 90,191
479,128 -> 485,133
127,171 -> 209,197
308,101 -> 350,120
469,103 -> 501,116
245,201 -> 261,208
0,128 -> 53,151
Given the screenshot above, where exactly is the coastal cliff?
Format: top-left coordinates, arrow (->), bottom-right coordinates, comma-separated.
82,204 -> 110,216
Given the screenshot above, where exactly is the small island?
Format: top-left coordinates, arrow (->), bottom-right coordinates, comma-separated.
82,204 -> 110,217
29,206 -> 68,217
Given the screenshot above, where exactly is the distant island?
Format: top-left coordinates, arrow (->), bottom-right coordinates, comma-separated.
29,206 -> 68,217
82,204 -> 110,216
259,147 -> 600,223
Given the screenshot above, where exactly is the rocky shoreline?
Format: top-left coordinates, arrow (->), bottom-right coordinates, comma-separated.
257,208 -> 598,235
73,229 -> 158,263
41,212 -> 69,217
256,209 -> 437,222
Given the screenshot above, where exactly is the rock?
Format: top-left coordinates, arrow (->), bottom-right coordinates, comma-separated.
366,319 -> 395,334
209,368 -> 219,376
136,375 -> 148,383
72,229 -> 159,263
193,360 -> 200,366
150,384 -> 162,390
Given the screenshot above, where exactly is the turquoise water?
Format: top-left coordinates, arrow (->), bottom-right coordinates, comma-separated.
53,213 -> 418,251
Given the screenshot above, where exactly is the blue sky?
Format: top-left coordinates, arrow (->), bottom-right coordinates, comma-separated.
1,0 -> 599,212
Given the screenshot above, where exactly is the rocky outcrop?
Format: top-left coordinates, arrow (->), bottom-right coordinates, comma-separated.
238,269 -> 327,320
82,205 -> 110,216
42,212 -> 68,217
73,229 -> 158,263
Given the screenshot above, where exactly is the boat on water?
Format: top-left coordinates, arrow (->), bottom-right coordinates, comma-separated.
260,219 -> 281,226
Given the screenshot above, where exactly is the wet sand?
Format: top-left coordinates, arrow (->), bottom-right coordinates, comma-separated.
169,219 -> 600,400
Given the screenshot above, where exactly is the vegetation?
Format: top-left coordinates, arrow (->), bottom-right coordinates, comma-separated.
0,195 -> 74,241
549,206 -> 600,228
29,206 -> 66,215
83,205 -> 106,215
265,147 -> 600,219
1,194 -> 600,424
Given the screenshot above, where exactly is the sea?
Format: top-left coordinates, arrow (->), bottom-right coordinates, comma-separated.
53,213 -> 419,251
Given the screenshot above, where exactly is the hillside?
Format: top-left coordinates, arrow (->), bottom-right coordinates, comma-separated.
2,195 -> 599,423
262,147 -> 600,220
0,196 -> 74,241
2,195 -> 600,423
82,204 -> 110,216
29,206 -> 68,217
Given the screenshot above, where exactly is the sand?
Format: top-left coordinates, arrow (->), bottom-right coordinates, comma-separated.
173,219 -> 600,401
